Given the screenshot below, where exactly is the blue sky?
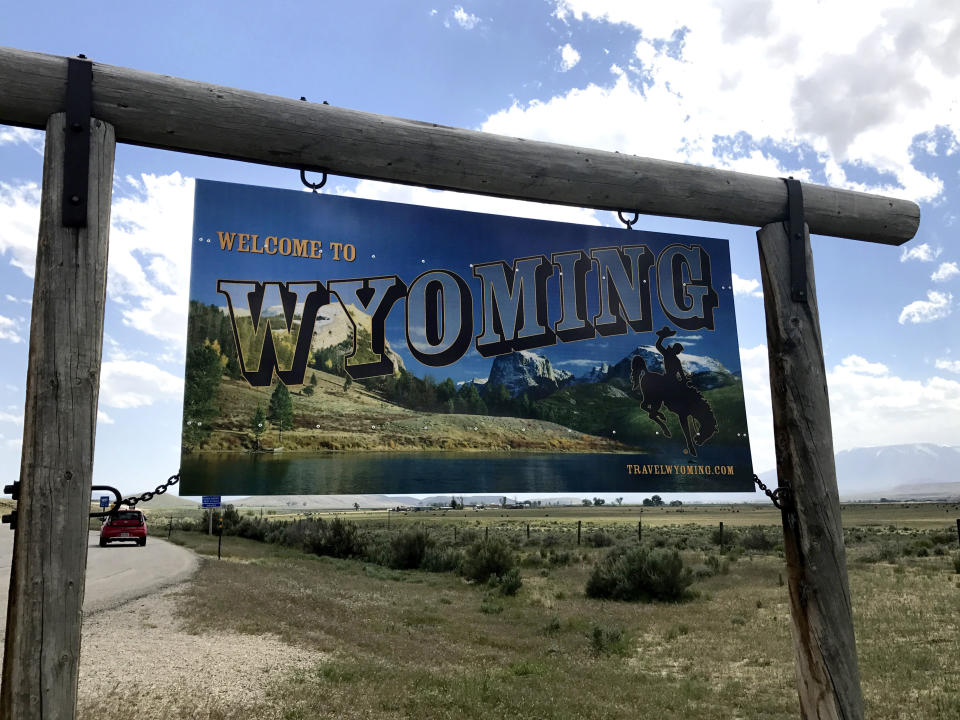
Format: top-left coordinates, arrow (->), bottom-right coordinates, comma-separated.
1,1 -> 959,501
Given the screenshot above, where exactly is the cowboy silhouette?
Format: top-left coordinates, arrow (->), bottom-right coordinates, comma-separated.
656,326 -> 687,384
631,325 -> 717,456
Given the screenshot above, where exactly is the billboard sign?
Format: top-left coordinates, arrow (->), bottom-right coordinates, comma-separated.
180,180 -> 754,495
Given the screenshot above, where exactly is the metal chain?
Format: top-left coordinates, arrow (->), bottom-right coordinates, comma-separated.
122,471 -> 181,508
753,473 -> 789,510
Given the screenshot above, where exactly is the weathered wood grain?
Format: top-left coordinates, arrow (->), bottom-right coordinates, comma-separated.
0,46 -> 919,245
758,221 -> 863,720
0,113 -> 115,720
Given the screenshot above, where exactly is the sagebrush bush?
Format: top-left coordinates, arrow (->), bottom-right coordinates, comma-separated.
421,546 -> 463,573
387,528 -> 431,569
461,537 -> 516,583
497,567 -> 523,596
585,530 -> 615,548
586,547 -> 694,602
740,526 -> 774,551
303,518 -> 367,559
588,625 -> 628,656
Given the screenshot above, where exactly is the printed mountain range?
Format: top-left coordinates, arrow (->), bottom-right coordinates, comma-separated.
468,348 -> 739,398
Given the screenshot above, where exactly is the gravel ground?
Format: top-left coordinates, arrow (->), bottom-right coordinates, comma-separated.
78,583 -> 327,718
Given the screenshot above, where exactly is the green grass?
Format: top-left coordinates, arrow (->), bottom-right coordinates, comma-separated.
121,504 -> 960,720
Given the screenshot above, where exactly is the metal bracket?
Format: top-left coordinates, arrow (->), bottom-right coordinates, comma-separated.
1,511 -> 16,531
89,484 -> 123,519
63,55 -> 93,228
783,177 -> 808,304
4,481 -> 20,501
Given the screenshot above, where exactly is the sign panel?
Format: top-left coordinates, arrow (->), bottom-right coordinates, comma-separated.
180,180 -> 754,495
99,495 -> 110,508
201,495 -> 222,509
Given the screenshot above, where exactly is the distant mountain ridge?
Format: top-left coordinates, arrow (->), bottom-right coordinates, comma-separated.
757,443 -> 960,499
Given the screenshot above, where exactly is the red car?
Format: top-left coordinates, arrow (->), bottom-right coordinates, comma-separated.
99,509 -> 147,547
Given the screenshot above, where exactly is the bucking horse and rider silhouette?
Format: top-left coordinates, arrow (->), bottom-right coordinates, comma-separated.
630,326 -> 718,457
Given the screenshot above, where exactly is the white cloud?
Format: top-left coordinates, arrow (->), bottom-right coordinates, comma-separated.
931,261 -> 959,282
97,410 -> 115,425
108,173 -> 194,345
0,410 -> 23,426
731,273 -> 763,298
935,358 -> 960,374
0,127 -> 43,153
490,0 -> 960,201
0,181 -> 41,276
0,315 -> 22,343
99,360 -> 182,410
451,6 -> 480,29
898,290 -> 952,324
900,242 -> 941,262
558,43 -> 581,71
0,173 -> 194,347
739,345 -> 960,473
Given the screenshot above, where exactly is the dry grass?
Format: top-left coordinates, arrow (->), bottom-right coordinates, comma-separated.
89,505 -> 960,720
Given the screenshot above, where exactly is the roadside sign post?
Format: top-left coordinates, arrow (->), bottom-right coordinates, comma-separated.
0,46 -> 922,719
202,496 -> 221,536
98,496 -> 109,509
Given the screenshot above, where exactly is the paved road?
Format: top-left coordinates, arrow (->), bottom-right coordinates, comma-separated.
0,529 -> 198,629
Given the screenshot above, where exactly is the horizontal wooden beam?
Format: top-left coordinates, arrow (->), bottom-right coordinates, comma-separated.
0,46 -> 920,245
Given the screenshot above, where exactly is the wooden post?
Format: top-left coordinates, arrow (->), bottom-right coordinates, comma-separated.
637,519 -> 642,543
526,523 -> 530,539
577,520 -> 581,546
719,521 -> 724,554
955,518 -> 959,549
1,113 -> 115,719
758,220 -> 864,719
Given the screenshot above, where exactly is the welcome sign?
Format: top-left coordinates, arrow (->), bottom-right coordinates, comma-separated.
180,180 -> 754,495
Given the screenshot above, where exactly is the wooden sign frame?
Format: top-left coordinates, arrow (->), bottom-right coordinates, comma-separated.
0,46 -> 920,720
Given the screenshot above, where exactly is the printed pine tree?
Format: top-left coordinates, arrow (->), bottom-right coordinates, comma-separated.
267,381 -> 293,444
250,405 -> 266,449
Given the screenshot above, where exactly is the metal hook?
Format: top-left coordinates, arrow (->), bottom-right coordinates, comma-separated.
617,211 -> 639,230
298,95 -> 328,193
300,169 -> 327,193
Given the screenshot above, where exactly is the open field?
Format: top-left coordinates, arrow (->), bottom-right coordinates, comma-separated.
76,503 -> 960,720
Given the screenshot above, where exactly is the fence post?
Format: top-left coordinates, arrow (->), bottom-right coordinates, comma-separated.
0,109 -> 116,720
526,523 -> 530,540
485,526 -> 488,541
719,521 -> 724,554
638,519 -> 642,543
956,518 -> 959,549
577,520 -> 581,546
168,517 -> 172,540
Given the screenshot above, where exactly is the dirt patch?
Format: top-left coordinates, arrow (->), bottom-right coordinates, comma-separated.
78,583 -> 327,718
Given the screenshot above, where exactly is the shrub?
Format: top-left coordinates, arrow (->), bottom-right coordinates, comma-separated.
387,528 -> 431,569
304,518 -> 367,559
234,517 -> 267,542
585,530 -> 615,548
710,525 -> 737,547
585,547 -> 694,602
588,625 -> 628,656
497,567 -> 523,596
462,537 -> 516,583
740,526 -> 774,552
422,546 -> 463,573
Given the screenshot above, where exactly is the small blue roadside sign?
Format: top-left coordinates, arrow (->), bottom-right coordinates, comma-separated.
201,495 -> 222,509
98,496 -> 110,508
